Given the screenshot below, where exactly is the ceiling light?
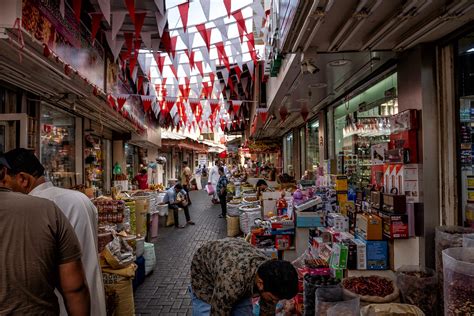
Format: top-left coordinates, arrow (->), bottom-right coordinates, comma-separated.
467,48 -> 474,53
328,59 -> 351,67
309,82 -> 328,88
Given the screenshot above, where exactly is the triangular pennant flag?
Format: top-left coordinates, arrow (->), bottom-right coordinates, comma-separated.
182,63 -> 191,79
141,32 -> 153,50
112,11 -> 126,40
141,95 -> 154,112
230,37 -> 241,54
124,32 -> 134,57
124,0 -> 136,24
151,38 -> 161,52
301,105 -> 309,122
232,100 -> 242,114
187,32 -> 196,54
196,23 -> 212,50
209,72 -> 215,86
134,38 -> 141,54
169,63 -> 178,79
178,29 -> 190,53
200,0 -> 211,20
214,18 -> 228,42
246,32 -> 255,49
177,2 -> 190,32
154,53 -> 166,75
60,0 -> 65,18
169,36 -> 178,59
279,106 -> 288,122
187,50 -> 196,69
252,1 -> 265,20
257,107 -> 268,124
234,65 -> 241,81
108,95 -> 117,108
73,0 -> 82,22
246,61 -> 255,79
115,94 -> 127,110
241,76 -> 249,97
137,75 -> 144,93
143,81 -> 150,95
90,13 -> 102,43
235,54 -> 244,73
161,31 -> 171,52
134,12 -> 147,38
209,59 -> 217,73
98,0 -> 110,25
155,11 -> 167,37
199,46 -> 211,65
224,0 -> 231,18
220,68 -> 229,86
232,10 -> 247,34
195,61 -> 204,76
154,0 -> 164,14
129,54 -> 138,74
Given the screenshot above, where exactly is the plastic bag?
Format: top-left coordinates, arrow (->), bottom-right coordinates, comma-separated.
144,242 -> 156,275
315,287 -> 359,316
103,234 -> 135,269
463,233 -> 474,248
442,247 -> 474,315
360,303 -> 424,316
166,208 -> 175,226
304,275 -> 340,316
396,265 -> 437,315
206,184 -> 215,195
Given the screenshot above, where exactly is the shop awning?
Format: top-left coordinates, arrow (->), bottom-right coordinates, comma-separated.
162,139 -> 208,152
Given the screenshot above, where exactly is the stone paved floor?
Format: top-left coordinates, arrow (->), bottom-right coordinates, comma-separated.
134,190 -> 227,315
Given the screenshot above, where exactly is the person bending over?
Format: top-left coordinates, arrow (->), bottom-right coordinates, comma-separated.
190,238 -> 298,315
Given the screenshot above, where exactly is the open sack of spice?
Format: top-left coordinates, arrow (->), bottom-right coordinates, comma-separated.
360,303 -> 424,316
342,275 -> 399,304
102,233 -> 136,269
395,265 -> 437,315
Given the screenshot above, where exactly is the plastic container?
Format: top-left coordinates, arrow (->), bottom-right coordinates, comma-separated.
396,265 -> 437,315
464,234 -> 474,248
442,247 -> 474,315
435,226 -> 474,313
315,287 -> 359,316
304,275 -> 340,316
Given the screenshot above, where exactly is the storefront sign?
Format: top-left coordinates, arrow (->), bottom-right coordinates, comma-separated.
248,141 -> 281,153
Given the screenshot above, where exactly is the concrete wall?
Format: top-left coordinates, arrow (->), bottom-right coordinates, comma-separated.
397,44 -> 439,268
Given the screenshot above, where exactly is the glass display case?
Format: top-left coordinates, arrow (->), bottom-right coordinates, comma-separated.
40,104 -> 76,188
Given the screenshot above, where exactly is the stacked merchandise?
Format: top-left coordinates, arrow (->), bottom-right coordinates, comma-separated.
250,217 -> 295,258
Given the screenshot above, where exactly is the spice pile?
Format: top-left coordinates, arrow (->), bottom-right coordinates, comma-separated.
342,276 -> 394,297
444,270 -> 474,315
396,268 -> 438,315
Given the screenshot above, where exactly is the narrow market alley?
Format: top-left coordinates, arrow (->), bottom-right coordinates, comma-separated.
134,190 -> 227,315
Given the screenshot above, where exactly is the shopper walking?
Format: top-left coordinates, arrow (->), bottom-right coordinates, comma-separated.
208,160 -> 220,204
190,238 -> 298,315
1,148 -> 106,316
0,157 -> 91,315
181,161 -> 193,205
163,183 -> 195,228
216,166 -> 228,218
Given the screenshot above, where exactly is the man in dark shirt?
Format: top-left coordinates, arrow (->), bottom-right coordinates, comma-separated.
0,157 -> 90,315
190,238 -> 298,315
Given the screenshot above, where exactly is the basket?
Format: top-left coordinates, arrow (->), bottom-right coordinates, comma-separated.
227,216 -> 241,237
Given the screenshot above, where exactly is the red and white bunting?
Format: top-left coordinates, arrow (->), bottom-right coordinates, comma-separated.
124,0 -> 136,24
177,2 -> 190,32
232,100 -> 242,115
97,0 -> 110,25
196,23 -> 212,50
257,107 -> 268,124
60,0 -> 65,18
246,61 -> 255,79
141,31 -> 153,50
279,106 -> 289,123
199,0 -> 211,21
214,18 -> 229,42
301,105 -> 309,122
134,12 -> 147,38
155,11 -> 167,37
72,0 -> 82,21
154,0 -> 164,14
223,0 -> 232,18
141,95 -> 154,112
108,95 -> 117,108
178,29 -> 190,51
199,46 -> 211,65
90,13 -> 102,43
112,12 -> 127,39
115,94 -> 128,110
220,68 -> 229,86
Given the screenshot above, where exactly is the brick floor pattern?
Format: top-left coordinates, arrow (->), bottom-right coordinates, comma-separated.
134,190 -> 227,315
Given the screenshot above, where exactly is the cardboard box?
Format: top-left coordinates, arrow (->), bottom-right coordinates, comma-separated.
371,143 -> 388,165
344,240 -> 358,270
356,213 -> 383,240
379,211 -> 409,239
389,130 -> 419,163
262,191 -> 283,200
357,237 -> 388,270
275,235 -> 291,250
261,247 -> 279,259
326,213 -> 349,232
263,199 -> 277,217
295,211 -> 325,228
353,238 -> 367,270
339,201 -> 355,216
335,175 -> 348,191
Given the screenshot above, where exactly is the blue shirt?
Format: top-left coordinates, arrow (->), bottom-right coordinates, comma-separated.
216,175 -> 228,195
162,187 -> 176,204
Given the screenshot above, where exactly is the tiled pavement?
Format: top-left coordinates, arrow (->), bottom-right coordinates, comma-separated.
134,190 -> 227,315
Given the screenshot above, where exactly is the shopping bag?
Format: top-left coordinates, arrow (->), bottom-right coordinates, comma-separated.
206,184 -> 215,196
